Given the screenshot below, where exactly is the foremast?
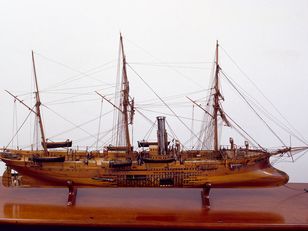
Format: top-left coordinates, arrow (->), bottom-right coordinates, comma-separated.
32,51 -> 48,155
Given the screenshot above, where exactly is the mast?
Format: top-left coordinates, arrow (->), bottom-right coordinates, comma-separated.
213,41 -> 219,151
32,51 -> 48,154
119,34 -> 131,151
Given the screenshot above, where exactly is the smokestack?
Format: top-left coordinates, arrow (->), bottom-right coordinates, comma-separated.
157,116 -> 168,155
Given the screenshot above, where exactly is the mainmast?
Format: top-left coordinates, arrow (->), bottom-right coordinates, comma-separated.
120,34 -> 131,151
32,51 -> 48,154
213,41 -> 220,151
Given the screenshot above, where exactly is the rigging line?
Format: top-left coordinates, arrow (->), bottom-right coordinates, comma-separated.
46,95 -> 97,105
271,158 -> 287,166
12,101 -> 18,148
272,148 -> 307,164
45,84 -> 116,93
12,92 -> 33,97
46,95 -> 98,104
52,67 -> 116,91
192,95 -> 213,103
165,120 -> 179,141
224,111 -> 265,150
40,65 -> 117,91
34,51 -> 117,90
129,61 -> 213,64
42,104 -> 96,140
191,105 -> 195,148
45,91 -> 98,104
44,84 -> 117,94
139,94 -> 212,104
183,130 -> 198,147
95,91 -> 118,98
137,107 -> 205,122
96,99 -> 104,150
112,39 -> 122,147
15,104 -> 19,147
89,126 -> 117,149
48,109 -> 113,139
271,149 -> 307,165
232,125 -> 259,148
137,104 -> 193,109
135,108 -> 156,125
221,70 -> 287,147
125,39 -> 209,90
71,67 -> 117,86
190,117 -> 213,138
46,64 -> 116,91
186,96 -> 214,119
137,101 -> 192,106
229,92 -> 308,150
272,148 -> 308,165
142,120 -> 157,141
43,91 -> 94,96
294,149 -> 308,161
271,153 -> 293,165
97,125 -> 117,138
48,99 -> 99,106
220,45 -> 308,144
35,52 -> 115,76
138,99 -> 214,107
137,104 -> 193,108
73,135 -> 96,145
220,75 -> 308,146
146,102 -> 211,110
6,93 -> 34,107
130,61 -> 207,90
29,61 -> 34,148
136,88 -> 212,104
5,110 -> 32,149
165,120 -> 185,149
128,63 -> 210,70
198,129 -> 214,150
70,125 -> 116,148
33,115 -> 38,150
127,63 -> 203,144
252,102 -> 308,146
98,131 -> 116,149
114,122 -> 128,147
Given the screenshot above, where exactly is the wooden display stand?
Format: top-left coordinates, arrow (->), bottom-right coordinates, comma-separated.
0,182 -> 307,230
66,180 -> 77,206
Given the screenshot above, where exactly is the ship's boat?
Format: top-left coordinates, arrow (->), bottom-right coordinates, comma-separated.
31,156 -> 65,163
0,35 -> 307,190
109,160 -> 132,168
45,140 -> 72,149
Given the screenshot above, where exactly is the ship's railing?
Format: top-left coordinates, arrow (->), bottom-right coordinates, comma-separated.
219,145 -> 265,151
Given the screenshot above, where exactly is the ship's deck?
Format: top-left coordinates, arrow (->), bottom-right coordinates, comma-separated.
0,180 -> 307,230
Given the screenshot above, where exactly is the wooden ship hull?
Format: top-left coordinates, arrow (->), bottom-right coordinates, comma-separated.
0,149 -> 288,188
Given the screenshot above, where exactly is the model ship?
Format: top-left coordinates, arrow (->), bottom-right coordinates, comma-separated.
1,35 -> 307,198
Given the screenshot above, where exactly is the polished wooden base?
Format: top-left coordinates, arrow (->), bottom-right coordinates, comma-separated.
0,182 -> 307,230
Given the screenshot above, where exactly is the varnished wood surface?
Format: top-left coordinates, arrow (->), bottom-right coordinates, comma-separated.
0,182 -> 307,230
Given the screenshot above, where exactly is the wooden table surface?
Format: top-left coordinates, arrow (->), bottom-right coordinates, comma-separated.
0,182 -> 307,230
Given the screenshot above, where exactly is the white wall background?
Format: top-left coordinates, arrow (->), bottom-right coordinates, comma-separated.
0,0 -> 308,182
